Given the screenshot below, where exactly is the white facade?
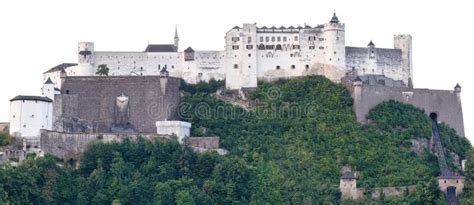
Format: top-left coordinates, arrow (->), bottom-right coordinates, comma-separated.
156,121 -> 191,143
43,13 -> 413,90
9,97 -> 53,139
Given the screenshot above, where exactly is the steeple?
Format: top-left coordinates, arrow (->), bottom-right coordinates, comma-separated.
330,10 -> 340,23
174,25 -> 179,51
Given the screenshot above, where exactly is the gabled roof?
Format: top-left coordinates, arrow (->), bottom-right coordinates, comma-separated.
270,26 -> 277,29
184,47 -> 194,52
297,26 -> 303,29
10,95 -> 53,103
145,44 -> 177,52
367,40 -> 375,47
44,77 -> 54,84
260,26 -> 268,29
44,63 -> 77,74
279,26 -> 286,29
233,26 -> 240,29
288,26 -> 295,29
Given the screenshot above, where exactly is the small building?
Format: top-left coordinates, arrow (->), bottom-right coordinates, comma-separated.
156,121 -> 191,143
9,95 -> 53,142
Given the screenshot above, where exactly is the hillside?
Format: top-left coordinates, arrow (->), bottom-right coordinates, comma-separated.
0,75 -> 472,204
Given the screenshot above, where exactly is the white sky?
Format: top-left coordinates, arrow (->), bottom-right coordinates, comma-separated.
0,0 -> 472,143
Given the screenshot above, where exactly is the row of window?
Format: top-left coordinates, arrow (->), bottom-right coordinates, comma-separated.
259,36 -> 298,43
233,44 -> 326,51
233,64 -> 311,70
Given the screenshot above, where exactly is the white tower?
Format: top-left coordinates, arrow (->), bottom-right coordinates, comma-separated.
322,12 -> 346,81
41,77 -> 55,101
76,42 -> 95,76
225,24 -> 258,90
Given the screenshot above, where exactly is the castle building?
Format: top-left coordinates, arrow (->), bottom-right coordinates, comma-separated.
43,12 -> 412,90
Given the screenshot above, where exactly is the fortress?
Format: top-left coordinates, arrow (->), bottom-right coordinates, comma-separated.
44,12 -> 412,90
3,12 -> 465,163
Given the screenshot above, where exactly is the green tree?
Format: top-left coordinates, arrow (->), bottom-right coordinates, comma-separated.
96,64 -> 109,76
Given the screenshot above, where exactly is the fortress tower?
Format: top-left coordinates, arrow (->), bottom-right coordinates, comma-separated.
320,12 -> 346,81
225,24 -> 259,90
75,42 -> 95,76
394,34 -> 413,87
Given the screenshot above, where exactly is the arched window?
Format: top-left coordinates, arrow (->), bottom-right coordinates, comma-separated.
291,65 -> 295,69
234,64 -> 239,69
258,44 -> 265,50
276,65 -> 280,70
276,44 -> 282,50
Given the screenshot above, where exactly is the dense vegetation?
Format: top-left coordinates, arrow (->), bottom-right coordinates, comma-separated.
0,75 -> 471,204
0,131 -> 11,146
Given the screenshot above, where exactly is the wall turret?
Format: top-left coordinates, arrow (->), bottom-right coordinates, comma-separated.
42,78 -> 55,101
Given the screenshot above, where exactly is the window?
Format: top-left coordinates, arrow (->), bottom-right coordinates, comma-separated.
31,114 -> 35,118
265,36 -> 269,42
305,65 -> 309,69
231,37 -> 240,41
198,73 -> 203,77
319,46 -> 325,50
234,64 -> 239,69
283,36 -> 287,42
294,36 -> 298,41
319,38 -> 324,41
271,36 -> 275,42
260,36 -> 264,42
308,36 -> 316,41
266,45 -> 274,50
291,65 -> 295,69
276,65 -> 280,70
66,90 -> 70,94
246,45 -> 253,49
329,58 -> 332,61
247,37 -> 252,43
277,36 -> 281,42
172,65 -> 175,69
258,44 -> 265,50
276,44 -> 282,50
232,45 -> 239,50
334,51 -> 337,54
12,115 -> 15,118
248,65 -> 251,68
248,53 -> 251,57
309,46 -> 315,50
292,45 -> 300,49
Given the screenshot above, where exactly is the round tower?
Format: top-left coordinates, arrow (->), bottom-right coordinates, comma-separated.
76,42 -> 95,76
323,12 -> 346,79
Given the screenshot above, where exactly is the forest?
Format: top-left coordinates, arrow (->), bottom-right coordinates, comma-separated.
1,76 -> 473,204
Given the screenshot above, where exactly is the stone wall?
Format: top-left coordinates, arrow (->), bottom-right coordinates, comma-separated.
342,184 -> 416,200
187,137 -> 219,149
55,76 -> 181,133
40,130 -> 159,159
352,84 -> 464,137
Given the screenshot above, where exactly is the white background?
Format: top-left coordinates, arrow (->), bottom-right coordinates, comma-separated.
0,0 -> 472,143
